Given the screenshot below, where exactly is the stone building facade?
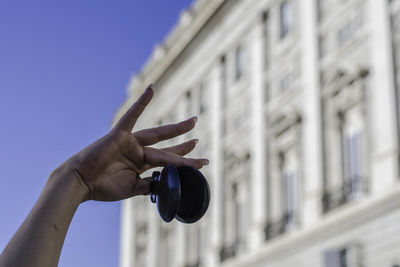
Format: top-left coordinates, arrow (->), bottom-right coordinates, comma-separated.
116,0 -> 400,266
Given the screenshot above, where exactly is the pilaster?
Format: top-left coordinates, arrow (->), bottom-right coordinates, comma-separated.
367,0 -> 399,195
299,0 -> 323,228
119,199 -> 135,267
249,19 -> 267,250
209,61 -> 223,267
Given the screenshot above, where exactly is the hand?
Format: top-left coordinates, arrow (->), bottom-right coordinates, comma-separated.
61,85 -> 208,202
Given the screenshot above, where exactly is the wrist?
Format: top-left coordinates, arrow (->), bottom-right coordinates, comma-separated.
48,164 -> 89,204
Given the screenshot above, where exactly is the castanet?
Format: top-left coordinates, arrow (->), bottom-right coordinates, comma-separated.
149,164 -> 210,224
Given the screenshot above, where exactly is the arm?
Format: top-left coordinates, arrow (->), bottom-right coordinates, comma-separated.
0,85 -> 208,267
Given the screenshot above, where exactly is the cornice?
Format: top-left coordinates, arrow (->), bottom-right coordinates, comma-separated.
129,0 -> 226,95
224,185 -> 400,267
114,0 -> 226,126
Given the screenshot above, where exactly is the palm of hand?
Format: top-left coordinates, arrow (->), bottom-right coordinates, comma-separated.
68,86 -> 207,202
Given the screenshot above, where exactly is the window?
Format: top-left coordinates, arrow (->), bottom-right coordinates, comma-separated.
280,74 -> 291,92
323,250 -> 347,267
199,82 -> 206,114
280,0 -> 292,39
263,11 -> 270,69
337,22 -> 353,46
186,90 -> 192,116
220,154 -> 250,260
233,183 -> 240,249
135,224 -> 148,266
185,226 -> 200,267
280,71 -> 295,93
222,182 -> 241,256
343,131 -> 362,198
264,82 -> 270,103
323,245 -> 362,267
316,0 -> 324,22
322,71 -> 369,213
284,170 -> 296,227
390,7 -> 400,139
339,249 -> 347,267
337,11 -> 363,46
235,44 -> 244,81
220,55 -> 227,109
337,107 -> 365,202
318,35 -> 326,59
134,199 -> 149,266
220,55 -> 228,136
220,180 -> 237,262
265,113 -> 302,240
339,107 -> 364,199
280,149 -> 298,230
230,181 -> 249,255
158,226 -> 171,267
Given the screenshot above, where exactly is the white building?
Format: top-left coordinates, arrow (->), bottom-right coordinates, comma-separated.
116,0 -> 400,266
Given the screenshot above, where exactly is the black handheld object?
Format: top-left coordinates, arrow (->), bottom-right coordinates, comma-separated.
150,165 -> 210,224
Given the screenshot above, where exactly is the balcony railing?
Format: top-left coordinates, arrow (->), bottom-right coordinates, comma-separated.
219,244 -> 236,262
264,212 -> 297,241
322,177 -> 368,213
184,261 -> 200,267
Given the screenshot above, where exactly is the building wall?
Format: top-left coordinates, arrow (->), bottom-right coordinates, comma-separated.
117,0 -> 400,266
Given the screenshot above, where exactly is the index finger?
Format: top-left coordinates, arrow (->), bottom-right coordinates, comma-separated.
115,84 -> 153,132
134,117 -> 197,146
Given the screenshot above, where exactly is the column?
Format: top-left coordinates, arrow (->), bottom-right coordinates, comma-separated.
249,19 -> 266,250
299,0 -> 323,228
119,199 -> 135,267
147,208 -> 159,267
208,61 -> 223,267
367,0 -> 399,194
176,96 -> 187,267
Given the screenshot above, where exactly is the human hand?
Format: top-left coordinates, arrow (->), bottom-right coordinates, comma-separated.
59,85 -> 208,202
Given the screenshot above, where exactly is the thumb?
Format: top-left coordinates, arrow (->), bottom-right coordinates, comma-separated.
133,176 -> 152,196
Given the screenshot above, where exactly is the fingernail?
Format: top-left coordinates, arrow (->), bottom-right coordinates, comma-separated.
202,159 -> 209,165
193,139 -> 199,144
145,84 -> 153,93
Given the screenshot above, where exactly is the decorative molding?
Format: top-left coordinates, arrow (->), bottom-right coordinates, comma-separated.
129,0 -> 228,98
321,66 -> 369,97
269,107 -> 302,138
225,185 -> 400,267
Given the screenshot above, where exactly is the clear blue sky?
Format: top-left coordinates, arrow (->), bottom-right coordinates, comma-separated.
0,1 -> 193,266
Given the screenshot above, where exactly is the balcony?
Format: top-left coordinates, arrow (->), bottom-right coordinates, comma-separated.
219,244 -> 236,262
322,177 -> 368,213
264,212 -> 297,241
184,261 -> 200,267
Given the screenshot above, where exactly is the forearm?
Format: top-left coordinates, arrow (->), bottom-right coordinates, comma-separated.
0,85 -> 207,266
0,165 -> 87,267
